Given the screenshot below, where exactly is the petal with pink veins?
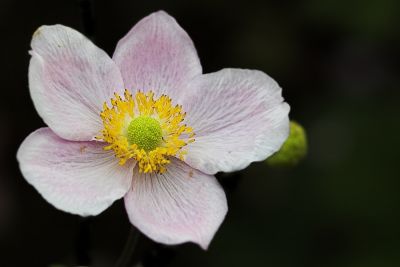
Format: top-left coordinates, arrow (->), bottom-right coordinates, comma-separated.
124,158 -> 227,249
29,25 -> 125,141
181,68 -> 290,175
17,128 -> 133,216
113,11 -> 202,100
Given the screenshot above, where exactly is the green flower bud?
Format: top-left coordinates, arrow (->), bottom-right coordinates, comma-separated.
266,121 -> 307,167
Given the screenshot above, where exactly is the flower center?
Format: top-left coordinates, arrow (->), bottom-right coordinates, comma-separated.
97,90 -> 195,174
127,116 -> 162,151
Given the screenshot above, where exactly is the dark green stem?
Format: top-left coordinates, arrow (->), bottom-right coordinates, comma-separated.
77,0 -> 96,40
76,1 -> 95,265
76,217 -> 92,265
114,226 -> 141,267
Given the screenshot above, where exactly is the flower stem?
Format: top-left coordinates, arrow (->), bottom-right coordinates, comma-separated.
77,0 -> 96,40
75,1 -> 95,265
114,226 -> 141,267
76,217 -> 92,265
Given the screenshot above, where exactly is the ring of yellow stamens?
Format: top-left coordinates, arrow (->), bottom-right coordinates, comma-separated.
97,90 -> 195,173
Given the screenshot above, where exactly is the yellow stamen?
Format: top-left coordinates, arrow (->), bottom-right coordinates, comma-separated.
97,90 -> 195,173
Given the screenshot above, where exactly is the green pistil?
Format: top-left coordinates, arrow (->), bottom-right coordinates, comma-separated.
127,116 -> 162,152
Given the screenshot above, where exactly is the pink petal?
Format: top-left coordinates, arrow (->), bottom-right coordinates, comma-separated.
29,25 -> 125,141
113,11 -> 202,100
17,128 -> 133,216
124,158 -> 227,249
182,69 -> 290,174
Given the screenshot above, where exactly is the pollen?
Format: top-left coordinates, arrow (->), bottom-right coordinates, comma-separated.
97,90 -> 195,174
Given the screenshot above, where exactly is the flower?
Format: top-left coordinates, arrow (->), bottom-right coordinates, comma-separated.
17,11 -> 290,249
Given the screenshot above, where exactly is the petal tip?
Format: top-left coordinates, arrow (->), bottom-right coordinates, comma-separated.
32,26 -> 43,39
124,160 -> 227,250
32,25 -> 59,41
149,10 -> 173,19
17,128 -> 132,217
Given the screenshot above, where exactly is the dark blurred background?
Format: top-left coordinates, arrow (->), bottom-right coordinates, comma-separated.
1,0 -> 399,266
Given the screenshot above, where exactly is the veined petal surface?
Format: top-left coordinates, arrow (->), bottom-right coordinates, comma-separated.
124,158 -> 227,249
17,128 -> 133,216
29,25 -> 125,141
182,68 -> 290,174
113,11 -> 202,100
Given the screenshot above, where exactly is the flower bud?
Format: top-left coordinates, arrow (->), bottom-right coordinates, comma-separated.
266,121 -> 307,167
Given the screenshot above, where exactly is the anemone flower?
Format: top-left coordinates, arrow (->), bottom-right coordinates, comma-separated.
17,11 -> 290,249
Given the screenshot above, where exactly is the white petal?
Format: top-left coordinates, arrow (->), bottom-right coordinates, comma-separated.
113,11 -> 202,100
17,128 -> 133,216
124,158 -> 227,249
29,25 -> 125,141
182,68 -> 290,174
